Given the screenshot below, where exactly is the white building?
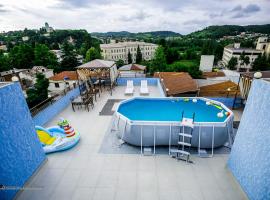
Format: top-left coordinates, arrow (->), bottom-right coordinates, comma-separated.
22,36 -> 29,41
256,37 -> 269,51
48,71 -> 77,92
199,55 -> 214,72
51,50 -> 63,62
222,43 -> 263,71
0,45 -> 7,51
256,37 -> 270,58
43,22 -> 54,33
31,66 -> 54,79
100,41 -> 158,64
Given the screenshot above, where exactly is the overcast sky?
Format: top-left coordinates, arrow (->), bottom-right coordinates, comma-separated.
0,0 -> 270,34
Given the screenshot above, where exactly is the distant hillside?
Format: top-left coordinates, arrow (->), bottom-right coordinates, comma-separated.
91,31 -> 181,39
187,24 -> 270,39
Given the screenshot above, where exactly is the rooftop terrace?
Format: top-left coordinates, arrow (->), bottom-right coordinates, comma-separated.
15,84 -> 247,200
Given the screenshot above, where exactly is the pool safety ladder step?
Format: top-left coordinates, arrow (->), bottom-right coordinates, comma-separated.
170,116 -> 194,163
170,149 -> 190,156
178,141 -> 191,147
179,133 -> 192,138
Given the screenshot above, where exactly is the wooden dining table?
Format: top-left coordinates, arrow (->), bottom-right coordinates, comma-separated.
71,95 -> 94,112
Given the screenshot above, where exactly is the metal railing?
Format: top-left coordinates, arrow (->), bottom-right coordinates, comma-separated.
30,84 -> 77,117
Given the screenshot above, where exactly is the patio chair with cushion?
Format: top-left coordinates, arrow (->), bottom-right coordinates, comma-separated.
125,80 -> 134,95
140,80 -> 149,95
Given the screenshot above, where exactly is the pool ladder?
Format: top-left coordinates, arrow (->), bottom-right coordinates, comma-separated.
170,117 -> 194,163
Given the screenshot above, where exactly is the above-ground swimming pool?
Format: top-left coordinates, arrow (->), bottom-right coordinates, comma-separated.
115,97 -> 234,149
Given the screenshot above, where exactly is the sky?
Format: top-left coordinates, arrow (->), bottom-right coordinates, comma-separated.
0,0 -> 270,34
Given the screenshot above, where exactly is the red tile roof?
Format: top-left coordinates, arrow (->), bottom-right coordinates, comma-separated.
154,72 -> 198,96
49,71 -> 78,81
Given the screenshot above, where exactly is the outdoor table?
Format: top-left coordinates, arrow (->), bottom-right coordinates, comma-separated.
71,96 -> 84,112
71,95 -> 94,112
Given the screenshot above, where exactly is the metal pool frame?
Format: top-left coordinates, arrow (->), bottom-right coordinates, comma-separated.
114,97 -> 234,157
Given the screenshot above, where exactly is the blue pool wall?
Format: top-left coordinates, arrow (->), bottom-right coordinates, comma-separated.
209,97 -> 241,109
0,83 -> 46,200
32,87 -> 80,126
228,80 -> 270,200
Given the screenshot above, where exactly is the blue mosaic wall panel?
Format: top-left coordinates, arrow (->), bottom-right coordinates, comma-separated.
0,83 -> 46,200
228,80 -> 270,200
33,87 -> 80,126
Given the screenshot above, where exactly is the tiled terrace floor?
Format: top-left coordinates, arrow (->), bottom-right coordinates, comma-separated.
17,86 -> 247,200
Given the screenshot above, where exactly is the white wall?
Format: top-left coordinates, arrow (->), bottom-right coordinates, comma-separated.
199,55 -> 214,72
48,80 -> 75,92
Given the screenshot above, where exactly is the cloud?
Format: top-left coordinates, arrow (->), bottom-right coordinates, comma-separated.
0,0 -> 269,34
0,4 -> 9,12
183,19 -> 208,26
230,4 -> 261,18
55,0 -> 109,8
230,5 -> 242,12
120,11 -> 151,22
243,4 -> 260,13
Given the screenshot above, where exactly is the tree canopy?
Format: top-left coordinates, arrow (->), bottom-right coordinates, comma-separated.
227,57 -> 238,70
60,42 -> 79,71
135,45 -> 142,64
34,44 -> 58,68
9,44 -> 34,69
116,59 -> 125,68
127,50 -> 132,64
84,47 -> 101,62
150,46 -> 167,73
26,73 -> 49,108
252,54 -> 270,71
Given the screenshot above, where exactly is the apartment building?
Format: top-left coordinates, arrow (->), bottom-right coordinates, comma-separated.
100,41 -> 158,63
256,37 -> 270,58
222,43 -> 263,71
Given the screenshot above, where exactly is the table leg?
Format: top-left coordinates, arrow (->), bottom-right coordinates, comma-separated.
72,103 -> 75,112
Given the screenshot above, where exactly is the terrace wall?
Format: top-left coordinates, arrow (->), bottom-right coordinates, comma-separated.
0,83 -> 46,200
32,87 -> 80,126
228,80 -> 270,200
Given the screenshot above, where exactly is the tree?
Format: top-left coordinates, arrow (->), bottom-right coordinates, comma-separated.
243,56 -> 250,68
239,51 -> 251,69
116,59 -> 124,68
127,50 -> 132,64
9,44 -> 34,69
0,50 -> 10,72
26,73 -> 49,108
227,57 -> 238,70
60,42 -> 78,71
84,47 -> 101,62
34,44 -> 58,68
166,60 -> 202,78
150,46 -> 167,73
252,54 -> 270,71
165,48 -> 179,64
239,52 -> 246,68
135,45 -> 142,64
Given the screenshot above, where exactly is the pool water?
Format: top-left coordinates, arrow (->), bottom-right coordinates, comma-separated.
118,98 -> 228,122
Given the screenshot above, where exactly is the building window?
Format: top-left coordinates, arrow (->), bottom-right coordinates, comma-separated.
55,83 -> 60,88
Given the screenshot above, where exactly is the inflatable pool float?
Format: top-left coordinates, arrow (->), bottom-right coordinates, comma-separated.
210,102 -> 223,110
35,119 -> 80,154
